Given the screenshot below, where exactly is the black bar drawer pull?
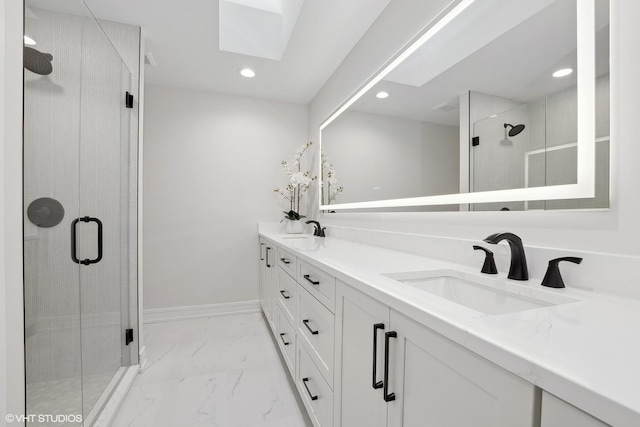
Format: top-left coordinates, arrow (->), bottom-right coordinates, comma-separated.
266,247 -> 272,268
303,274 -> 319,285
279,333 -> 290,346
280,257 -> 291,265
71,216 -> 103,265
260,243 -> 265,261
384,331 -> 397,402
302,319 -> 319,335
280,290 -> 290,299
372,323 -> 384,389
302,377 -> 318,401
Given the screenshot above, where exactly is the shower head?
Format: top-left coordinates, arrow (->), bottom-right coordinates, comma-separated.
24,46 -> 53,75
504,123 -> 525,137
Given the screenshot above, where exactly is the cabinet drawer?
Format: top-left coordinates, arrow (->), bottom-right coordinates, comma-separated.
297,344 -> 334,427
298,260 -> 336,312
278,247 -> 297,278
298,286 -> 335,388
278,268 -> 298,325
277,307 -> 296,377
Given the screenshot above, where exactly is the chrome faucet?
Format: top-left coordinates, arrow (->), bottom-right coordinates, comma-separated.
483,232 -> 528,281
305,220 -> 326,237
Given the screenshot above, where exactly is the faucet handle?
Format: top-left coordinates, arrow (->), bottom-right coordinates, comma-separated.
541,257 -> 583,288
305,220 -> 325,237
473,245 -> 498,275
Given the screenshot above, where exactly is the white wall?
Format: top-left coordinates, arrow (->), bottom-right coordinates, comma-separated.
2,0 -> 26,421
421,121 -> 459,197
323,111 -> 458,205
310,0 -> 640,262
323,111 -> 423,203
143,85 -> 308,310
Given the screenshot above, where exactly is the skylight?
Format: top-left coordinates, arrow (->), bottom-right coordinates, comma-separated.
219,0 -> 304,61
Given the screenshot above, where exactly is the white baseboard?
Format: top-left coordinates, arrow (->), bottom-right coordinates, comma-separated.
143,300 -> 261,324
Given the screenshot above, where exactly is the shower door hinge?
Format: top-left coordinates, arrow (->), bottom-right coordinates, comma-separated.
125,328 -> 134,345
125,92 -> 134,109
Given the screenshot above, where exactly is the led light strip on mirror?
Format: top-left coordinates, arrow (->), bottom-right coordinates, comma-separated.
319,0 -> 597,211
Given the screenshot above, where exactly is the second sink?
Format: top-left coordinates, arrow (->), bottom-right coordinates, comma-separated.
383,269 -> 580,315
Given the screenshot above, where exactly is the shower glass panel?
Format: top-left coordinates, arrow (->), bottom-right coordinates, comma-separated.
23,1 -> 137,425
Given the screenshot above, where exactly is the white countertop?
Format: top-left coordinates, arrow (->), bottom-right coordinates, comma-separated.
259,231 -> 640,427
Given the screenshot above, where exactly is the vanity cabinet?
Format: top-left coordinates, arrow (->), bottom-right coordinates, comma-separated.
259,238 -> 336,427
335,282 -> 538,427
261,238 -> 541,427
258,238 -> 276,331
277,268 -> 298,326
298,285 -> 335,388
335,283 -> 389,427
541,392 -> 609,427
387,310 -> 538,427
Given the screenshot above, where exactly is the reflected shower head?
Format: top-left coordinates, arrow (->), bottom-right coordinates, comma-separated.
24,46 -> 53,75
504,123 -> 525,137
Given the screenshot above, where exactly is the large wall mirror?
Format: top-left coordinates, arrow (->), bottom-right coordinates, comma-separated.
320,0 -> 609,211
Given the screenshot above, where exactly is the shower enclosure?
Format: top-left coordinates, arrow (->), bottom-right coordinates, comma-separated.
23,1 -> 138,425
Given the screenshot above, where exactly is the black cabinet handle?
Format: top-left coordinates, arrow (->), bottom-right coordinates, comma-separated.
71,216 -> 103,265
302,377 -> 318,401
383,331 -> 397,402
260,243 -> 265,261
302,319 -> 319,335
303,274 -> 319,285
280,257 -> 291,265
279,333 -> 290,346
280,290 -> 290,299
372,323 -> 384,389
266,247 -> 271,268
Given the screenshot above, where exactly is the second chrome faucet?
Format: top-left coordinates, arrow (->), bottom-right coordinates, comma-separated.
483,232 -> 528,281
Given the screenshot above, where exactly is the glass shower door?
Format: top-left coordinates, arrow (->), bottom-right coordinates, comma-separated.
24,1 -> 136,425
77,10 -> 132,422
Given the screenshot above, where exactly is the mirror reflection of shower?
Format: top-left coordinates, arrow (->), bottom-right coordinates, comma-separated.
504,123 -> 526,137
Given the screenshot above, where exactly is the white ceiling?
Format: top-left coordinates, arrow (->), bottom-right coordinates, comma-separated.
83,0 -> 391,104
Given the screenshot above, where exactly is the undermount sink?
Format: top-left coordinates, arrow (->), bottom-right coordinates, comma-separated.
383,269 -> 579,315
282,235 -> 313,239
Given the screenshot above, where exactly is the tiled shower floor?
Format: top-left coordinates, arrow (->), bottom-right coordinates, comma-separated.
112,313 -> 312,427
26,373 -> 112,426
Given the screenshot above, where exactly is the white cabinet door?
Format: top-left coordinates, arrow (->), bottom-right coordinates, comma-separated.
541,392 -> 609,427
258,239 -> 267,313
263,243 -> 276,330
387,310 -> 538,427
335,283 -> 389,427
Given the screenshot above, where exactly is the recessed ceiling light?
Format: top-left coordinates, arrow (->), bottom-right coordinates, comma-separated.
552,68 -> 573,78
239,68 -> 256,78
24,35 -> 36,46
376,91 -> 389,99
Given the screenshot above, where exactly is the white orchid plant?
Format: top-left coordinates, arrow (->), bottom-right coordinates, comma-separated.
321,150 -> 343,205
274,142 -> 317,220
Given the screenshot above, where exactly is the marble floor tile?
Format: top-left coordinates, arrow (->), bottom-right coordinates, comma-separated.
112,313 -> 312,427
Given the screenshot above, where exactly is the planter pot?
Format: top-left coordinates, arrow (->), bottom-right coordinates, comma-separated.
285,219 -> 304,234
